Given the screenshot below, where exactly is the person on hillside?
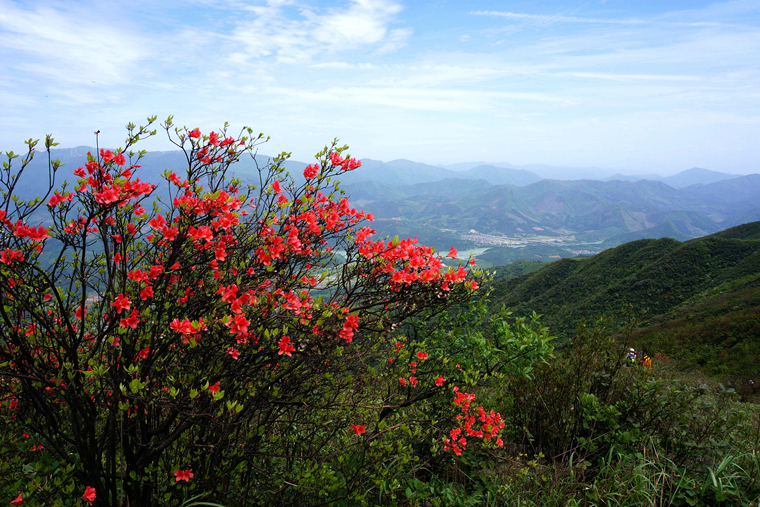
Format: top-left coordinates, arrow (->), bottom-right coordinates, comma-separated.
625,348 -> 636,365
641,353 -> 652,370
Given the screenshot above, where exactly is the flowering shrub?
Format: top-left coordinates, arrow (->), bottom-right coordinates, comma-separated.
0,117 -> 505,506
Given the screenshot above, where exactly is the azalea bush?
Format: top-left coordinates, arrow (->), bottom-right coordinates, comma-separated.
0,117 -> 522,506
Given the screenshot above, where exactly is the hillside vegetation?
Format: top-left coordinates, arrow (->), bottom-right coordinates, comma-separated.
487,222 -> 760,380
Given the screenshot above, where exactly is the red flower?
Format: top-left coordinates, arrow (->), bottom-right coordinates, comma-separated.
75,305 -> 87,320
0,249 -> 24,264
278,336 -> 295,357
349,424 -> 366,436
119,309 -> 140,329
416,351 -> 428,361
82,486 -> 96,505
10,492 -> 23,505
448,247 -> 458,259
435,376 -> 446,387
208,382 -> 221,394
398,377 -> 407,386
227,347 -> 240,360
272,180 -> 282,193
174,469 -> 194,482
110,293 -> 131,314
228,314 -> 250,337
339,314 -> 360,343
14,224 -> 49,241
303,164 -> 319,179
189,128 -> 201,139
48,191 -> 71,207
113,152 -> 126,166
344,314 -> 359,331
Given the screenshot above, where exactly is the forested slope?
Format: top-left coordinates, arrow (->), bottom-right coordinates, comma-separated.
487,222 -> 760,378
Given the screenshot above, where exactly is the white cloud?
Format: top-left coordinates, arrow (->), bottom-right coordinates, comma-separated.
228,0 -> 411,64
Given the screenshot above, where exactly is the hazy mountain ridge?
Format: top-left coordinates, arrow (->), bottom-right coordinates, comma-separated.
12,147 -> 760,248
603,167 -> 742,188
358,176 -> 755,244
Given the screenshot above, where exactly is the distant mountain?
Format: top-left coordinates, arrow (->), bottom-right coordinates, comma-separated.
444,161 -> 492,171
661,167 -> 740,188
679,174 -> 760,216
603,168 -> 743,188
516,179 -> 692,214
338,159 -> 543,187
603,173 -> 661,183
362,179 -> 697,243
351,174 -> 760,247
460,165 -> 541,186
342,178 -> 493,203
720,208 -> 760,230
443,161 -> 606,180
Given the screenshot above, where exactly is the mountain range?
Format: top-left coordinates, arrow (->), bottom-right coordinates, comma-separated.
346,175 -> 760,248
12,146 -> 760,251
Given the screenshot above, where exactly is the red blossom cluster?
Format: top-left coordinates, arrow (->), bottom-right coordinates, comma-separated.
328,151 -> 362,171
12,223 -> 49,242
444,386 -> 505,456
0,249 -> 24,264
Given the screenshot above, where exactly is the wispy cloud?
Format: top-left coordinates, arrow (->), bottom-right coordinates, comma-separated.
0,1 -> 148,86
551,72 -> 703,82
228,0 -> 411,64
264,85 -> 571,112
471,10 -> 643,25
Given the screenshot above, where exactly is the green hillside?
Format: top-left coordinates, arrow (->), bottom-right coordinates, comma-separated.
487,222 -> 760,379
600,221 -> 694,248
489,259 -> 547,280
478,245 -> 575,266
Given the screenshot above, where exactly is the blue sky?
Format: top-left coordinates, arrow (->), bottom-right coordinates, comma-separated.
1,0 -> 759,175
